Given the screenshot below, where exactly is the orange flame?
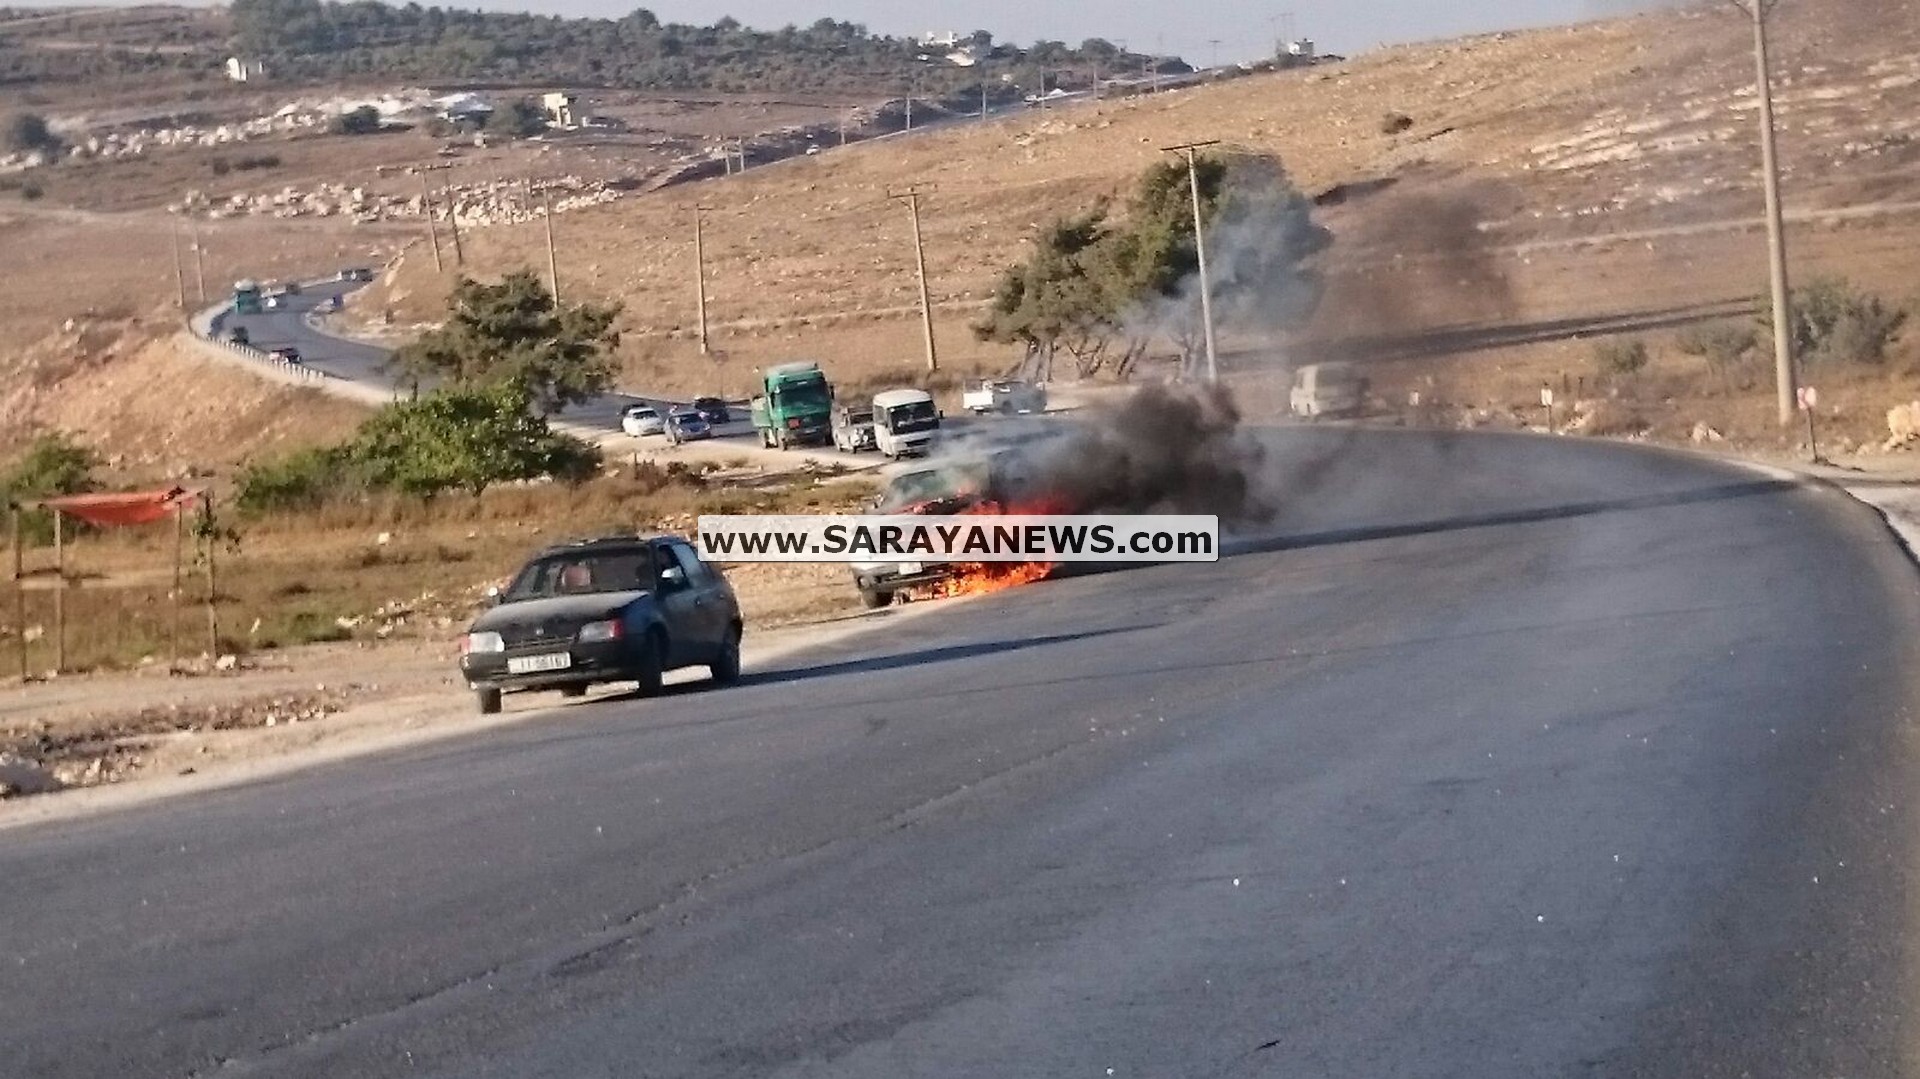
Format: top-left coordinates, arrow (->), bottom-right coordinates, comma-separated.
904,495 -> 1063,601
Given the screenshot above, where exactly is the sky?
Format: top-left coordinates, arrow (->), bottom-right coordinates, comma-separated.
30,0 -> 1675,64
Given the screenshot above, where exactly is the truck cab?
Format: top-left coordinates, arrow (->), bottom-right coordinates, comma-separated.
870,388 -> 940,459
231,280 -> 263,316
750,361 -> 834,449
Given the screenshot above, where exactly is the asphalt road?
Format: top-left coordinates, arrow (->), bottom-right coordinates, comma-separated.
7,428 -> 1920,1076
220,281 -> 715,438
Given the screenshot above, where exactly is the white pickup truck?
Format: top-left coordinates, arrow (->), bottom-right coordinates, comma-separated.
962,378 -> 1047,416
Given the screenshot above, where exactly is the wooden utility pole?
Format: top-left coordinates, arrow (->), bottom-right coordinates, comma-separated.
200,494 -> 218,659
1730,0 -> 1797,424
693,205 -> 711,355
10,505 -> 24,683
51,509 -> 63,674
420,178 -> 445,273
1164,140 -> 1222,382
889,186 -> 939,373
171,504 -> 183,673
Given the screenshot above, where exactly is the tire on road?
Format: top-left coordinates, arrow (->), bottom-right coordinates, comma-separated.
476,687 -> 503,715
859,585 -> 893,610
711,624 -> 742,685
633,630 -> 665,696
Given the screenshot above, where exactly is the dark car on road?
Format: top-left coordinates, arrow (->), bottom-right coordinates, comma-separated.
268,346 -> 302,365
691,396 -> 732,424
458,534 -> 743,714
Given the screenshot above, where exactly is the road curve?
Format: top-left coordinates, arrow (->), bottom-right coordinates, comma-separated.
5,429 -> 1920,1078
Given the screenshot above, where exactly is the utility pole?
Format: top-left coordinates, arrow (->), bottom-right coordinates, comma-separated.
1210,39 -> 1223,69
1164,140 -> 1221,382
889,185 -> 940,373
189,220 -> 207,303
693,205 -> 711,355
442,180 -> 465,266
905,92 -> 913,132
541,182 -> 560,306
420,179 -> 444,273
1730,0 -> 1797,424
169,219 -> 187,309
981,81 -> 989,117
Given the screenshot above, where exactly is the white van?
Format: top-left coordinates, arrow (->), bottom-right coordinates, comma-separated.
871,388 -> 940,458
1289,362 -> 1369,419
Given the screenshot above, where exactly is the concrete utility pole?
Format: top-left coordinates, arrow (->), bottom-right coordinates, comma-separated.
693,204 -> 711,355
1729,0 -> 1798,424
889,185 -> 940,373
541,182 -> 560,306
169,220 -> 187,309
442,181 -> 465,267
1163,140 -> 1221,382
189,221 -> 207,303
420,181 -> 444,273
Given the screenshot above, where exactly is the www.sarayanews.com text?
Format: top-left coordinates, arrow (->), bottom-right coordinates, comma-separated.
696,515 -> 1220,563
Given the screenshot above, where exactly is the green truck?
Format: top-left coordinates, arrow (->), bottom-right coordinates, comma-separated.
231,280 -> 263,316
749,361 -> 834,449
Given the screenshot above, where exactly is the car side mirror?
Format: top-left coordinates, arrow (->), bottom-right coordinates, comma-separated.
659,566 -> 687,591
482,585 -> 502,608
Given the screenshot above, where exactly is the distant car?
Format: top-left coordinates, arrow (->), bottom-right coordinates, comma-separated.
263,295 -> 283,310
620,404 -> 665,437
338,267 -> 374,282
668,408 -> 713,441
1288,362 -> 1369,420
225,326 -> 251,346
268,346 -> 302,365
690,396 -> 732,424
458,534 -> 744,714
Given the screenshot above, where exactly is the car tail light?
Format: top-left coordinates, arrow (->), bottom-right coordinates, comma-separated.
787,418 -> 802,429
576,619 -> 623,643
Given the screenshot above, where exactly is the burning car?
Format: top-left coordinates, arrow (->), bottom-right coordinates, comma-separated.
849,450 -> 1054,609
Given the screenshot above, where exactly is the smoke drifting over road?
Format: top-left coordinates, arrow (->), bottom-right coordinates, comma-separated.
1027,383 -> 1274,527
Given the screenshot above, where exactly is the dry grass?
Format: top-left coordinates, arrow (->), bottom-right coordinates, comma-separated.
2,465 -> 878,674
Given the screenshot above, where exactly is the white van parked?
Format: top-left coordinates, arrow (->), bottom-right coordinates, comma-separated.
1288,362 -> 1369,420
871,388 -> 941,458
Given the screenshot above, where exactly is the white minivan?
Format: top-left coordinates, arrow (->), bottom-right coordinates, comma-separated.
871,388 -> 940,458
1289,362 -> 1369,420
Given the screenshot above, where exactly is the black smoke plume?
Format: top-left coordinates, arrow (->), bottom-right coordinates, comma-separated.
1025,384 -> 1273,527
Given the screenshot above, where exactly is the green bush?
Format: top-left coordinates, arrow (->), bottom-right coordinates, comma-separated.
1593,337 -> 1650,377
1674,322 -> 1758,385
234,445 -> 359,515
1774,277 -> 1909,367
332,105 -> 383,136
2,431 -> 98,544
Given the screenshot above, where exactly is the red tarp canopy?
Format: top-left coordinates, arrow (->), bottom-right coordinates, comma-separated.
26,487 -> 200,528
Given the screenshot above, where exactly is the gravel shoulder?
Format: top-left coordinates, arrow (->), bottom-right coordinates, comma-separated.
0,598 -> 946,829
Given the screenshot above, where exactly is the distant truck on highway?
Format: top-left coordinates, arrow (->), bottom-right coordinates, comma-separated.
231,280 -> 263,316
750,361 -> 834,449
871,389 -> 941,458
962,378 -> 1047,416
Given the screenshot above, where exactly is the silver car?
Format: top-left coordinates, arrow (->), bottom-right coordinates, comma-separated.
621,405 -> 665,437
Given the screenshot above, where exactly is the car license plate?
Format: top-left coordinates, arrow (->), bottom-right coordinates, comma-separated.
507,652 -> 572,675
898,562 -> 923,575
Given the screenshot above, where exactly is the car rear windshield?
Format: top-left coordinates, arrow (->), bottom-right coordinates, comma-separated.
505,550 -> 659,600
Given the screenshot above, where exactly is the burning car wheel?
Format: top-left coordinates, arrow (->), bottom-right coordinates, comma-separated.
859,585 -> 894,610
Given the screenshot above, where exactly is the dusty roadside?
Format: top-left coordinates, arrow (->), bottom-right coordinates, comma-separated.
0,596 -> 948,829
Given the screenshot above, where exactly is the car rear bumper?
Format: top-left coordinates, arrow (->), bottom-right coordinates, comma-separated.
852,564 -> 956,592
